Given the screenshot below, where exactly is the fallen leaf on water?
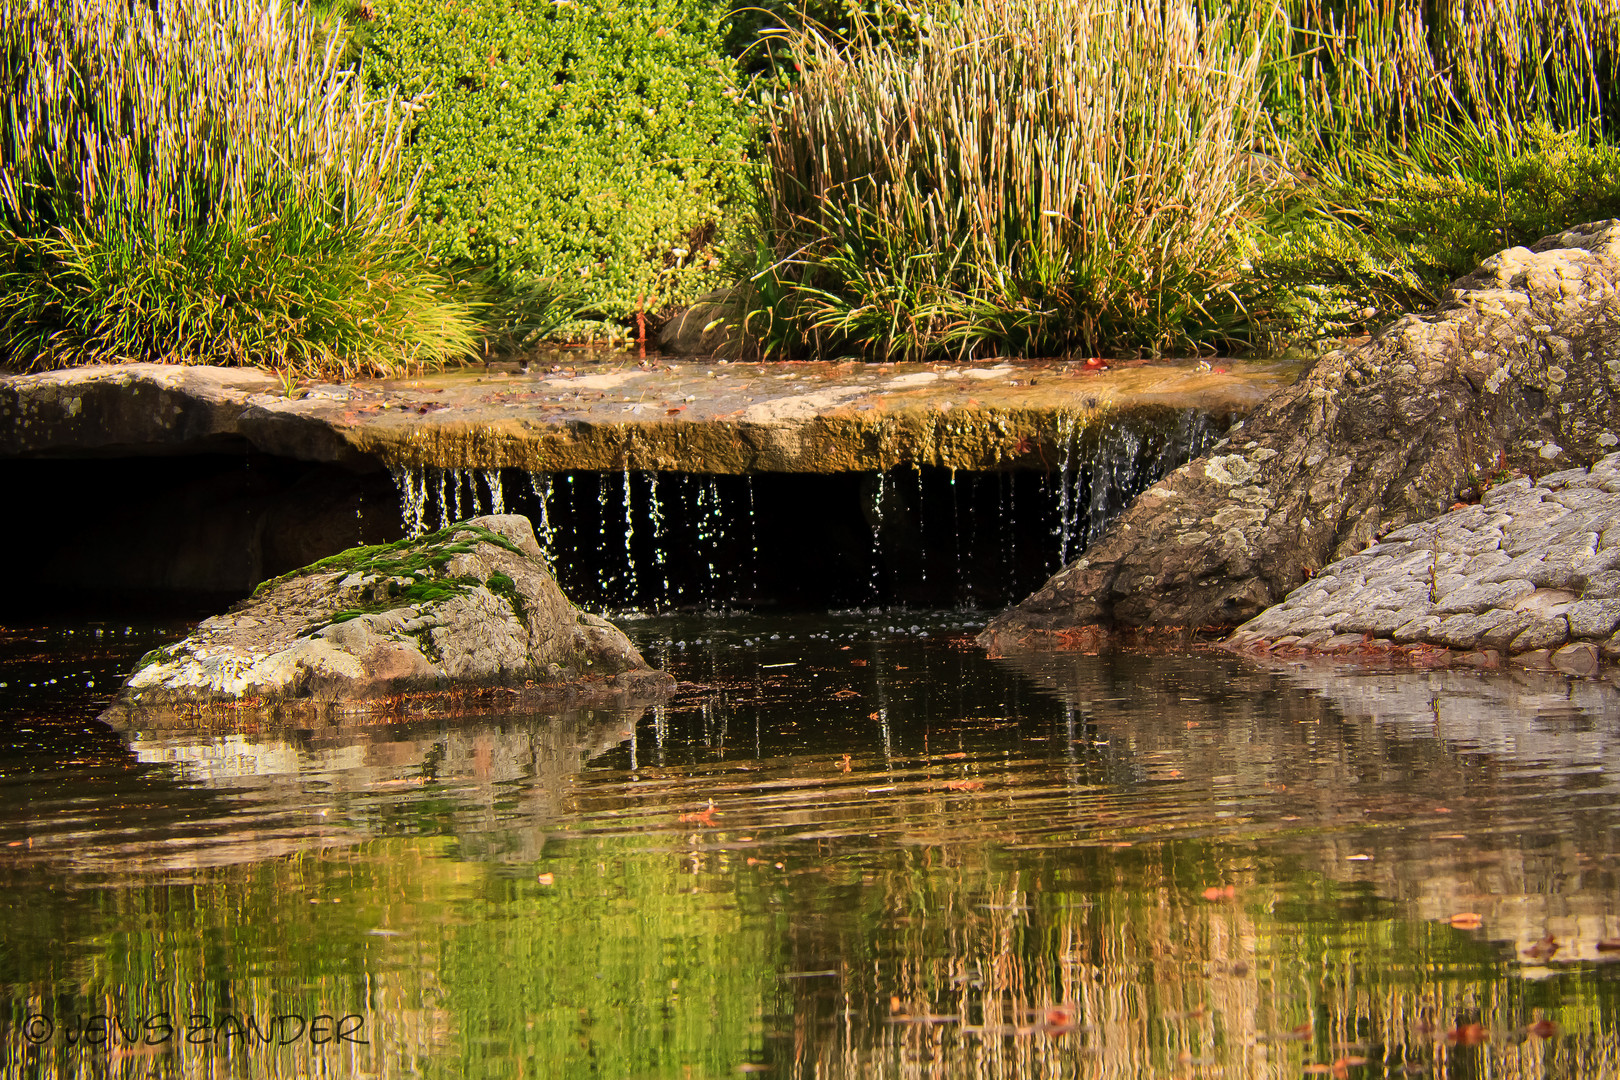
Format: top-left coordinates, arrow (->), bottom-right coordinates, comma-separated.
831,689 -> 860,699
850,659 -> 868,666
942,780 -> 983,792
1280,1022 -> 1313,1040
837,754 -> 852,773
1525,1019 -> 1558,1039
1523,933 -> 1560,960
1446,1023 -> 1488,1045
868,711 -> 883,721
1449,912 -> 1484,930
678,799 -> 720,826
1201,885 -> 1238,902
536,872 -> 554,885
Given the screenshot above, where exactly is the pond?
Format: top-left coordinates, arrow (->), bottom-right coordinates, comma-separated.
2,610 -> 1618,1078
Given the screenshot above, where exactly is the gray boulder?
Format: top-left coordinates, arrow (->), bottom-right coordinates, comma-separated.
983,220 -> 1620,648
108,515 -> 670,716
1224,455 -> 1620,670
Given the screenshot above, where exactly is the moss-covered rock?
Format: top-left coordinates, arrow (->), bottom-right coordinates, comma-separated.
108,515 -> 669,717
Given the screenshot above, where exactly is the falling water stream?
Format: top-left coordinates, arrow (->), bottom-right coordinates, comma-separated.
388,409 -> 1215,612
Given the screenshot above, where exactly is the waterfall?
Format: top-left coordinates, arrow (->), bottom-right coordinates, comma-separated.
868,469 -> 886,602
384,407 -> 1224,612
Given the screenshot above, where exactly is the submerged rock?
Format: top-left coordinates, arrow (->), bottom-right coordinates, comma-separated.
106,515 -> 670,716
983,220 -> 1620,647
1224,454 -> 1620,672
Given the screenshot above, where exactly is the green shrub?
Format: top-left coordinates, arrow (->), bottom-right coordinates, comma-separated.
364,0 -> 752,342
1248,0 -> 1620,341
1256,123 -> 1620,339
0,0 -> 478,376
745,0 -> 1274,361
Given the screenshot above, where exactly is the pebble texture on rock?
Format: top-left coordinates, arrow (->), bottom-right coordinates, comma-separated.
1226,454 -> 1620,674
110,515 -> 670,714
983,220 -> 1620,646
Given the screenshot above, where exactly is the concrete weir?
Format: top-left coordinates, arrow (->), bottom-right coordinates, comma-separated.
0,355 -> 1295,474
0,355 -> 1299,612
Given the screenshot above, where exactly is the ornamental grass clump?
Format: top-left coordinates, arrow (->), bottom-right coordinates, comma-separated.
1255,0 -> 1620,338
749,0 -> 1273,361
0,0 -> 479,376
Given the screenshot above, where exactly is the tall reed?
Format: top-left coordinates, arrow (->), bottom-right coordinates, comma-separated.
0,0 -> 478,375
750,0 -> 1274,361
1273,0 -> 1620,154
1249,0 -> 1620,339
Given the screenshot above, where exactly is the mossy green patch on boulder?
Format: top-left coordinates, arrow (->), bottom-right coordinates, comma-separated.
107,515 -> 669,719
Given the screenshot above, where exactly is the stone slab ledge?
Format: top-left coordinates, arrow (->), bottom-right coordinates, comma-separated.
1225,452 -> 1620,677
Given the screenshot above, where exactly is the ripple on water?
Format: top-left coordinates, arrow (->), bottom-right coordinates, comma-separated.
3,612 -> 1619,1078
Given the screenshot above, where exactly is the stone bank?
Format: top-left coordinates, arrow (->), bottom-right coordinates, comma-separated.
1227,455 -> 1620,674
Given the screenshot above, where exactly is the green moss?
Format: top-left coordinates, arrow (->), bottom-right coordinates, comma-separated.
256,522 -> 526,597
316,574 -> 486,631
484,570 -> 528,625
134,643 -> 184,671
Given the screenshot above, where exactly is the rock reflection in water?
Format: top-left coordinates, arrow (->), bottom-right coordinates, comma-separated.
18,707 -> 644,877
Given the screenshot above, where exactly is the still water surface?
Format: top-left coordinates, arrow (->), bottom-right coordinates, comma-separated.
2,612 -> 1619,1078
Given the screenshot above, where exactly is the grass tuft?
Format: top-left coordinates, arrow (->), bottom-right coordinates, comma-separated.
745,0 -> 1277,361
0,0 -> 479,377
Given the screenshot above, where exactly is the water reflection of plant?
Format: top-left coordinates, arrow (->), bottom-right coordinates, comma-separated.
1,833 -> 778,1078
767,846 -> 1620,1078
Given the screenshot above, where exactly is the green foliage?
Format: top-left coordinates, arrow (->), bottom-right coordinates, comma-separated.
254,520 -> 525,606
364,0 -> 752,341
743,0 -> 1620,360
1256,124 -> 1620,339
1265,0 -> 1620,154
1242,1 -> 1620,341
0,0 -> 479,376
745,0 -> 1274,361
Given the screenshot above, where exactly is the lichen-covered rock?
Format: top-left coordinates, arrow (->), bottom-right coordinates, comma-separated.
108,515 -> 670,715
983,220 -> 1620,648
1223,455 -> 1620,673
